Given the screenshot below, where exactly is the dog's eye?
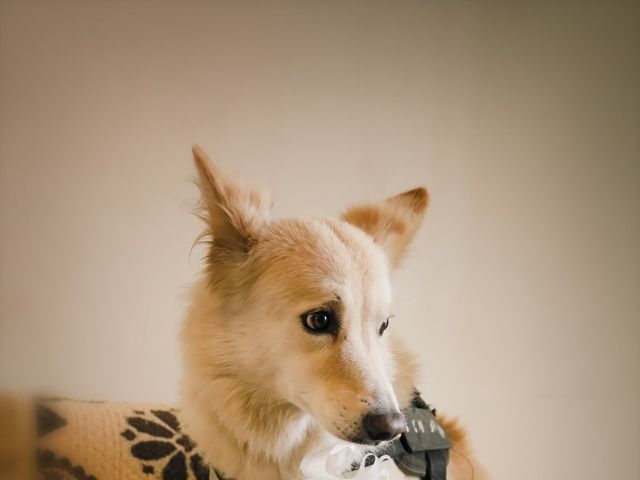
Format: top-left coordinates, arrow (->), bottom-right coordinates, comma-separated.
379,318 -> 390,335
302,310 -> 336,334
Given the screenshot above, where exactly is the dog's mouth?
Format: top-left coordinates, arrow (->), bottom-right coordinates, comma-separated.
296,394 -> 404,447
346,432 -> 402,447
331,412 -> 406,446
346,435 -> 387,446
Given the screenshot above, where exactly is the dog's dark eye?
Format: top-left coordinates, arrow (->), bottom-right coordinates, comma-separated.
302,310 -> 336,334
379,318 -> 390,335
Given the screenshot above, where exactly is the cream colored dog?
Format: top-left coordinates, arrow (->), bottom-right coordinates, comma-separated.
181,147 -> 486,479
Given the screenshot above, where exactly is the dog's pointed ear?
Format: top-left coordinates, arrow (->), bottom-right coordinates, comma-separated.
192,145 -> 270,253
342,187 -> 428,267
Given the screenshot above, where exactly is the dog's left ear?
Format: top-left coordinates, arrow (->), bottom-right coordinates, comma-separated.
342,188 -> 429,267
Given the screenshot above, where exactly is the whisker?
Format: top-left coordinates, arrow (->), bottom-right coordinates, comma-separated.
451,448 -> 475,480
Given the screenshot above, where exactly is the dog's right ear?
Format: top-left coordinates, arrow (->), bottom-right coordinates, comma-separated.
342,187 -> 428,267
192,145 -> 270,254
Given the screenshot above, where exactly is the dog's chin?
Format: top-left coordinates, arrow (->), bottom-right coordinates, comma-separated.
337,429 -> 401,447
345,435 -> 400,447
345,435 -> 381,446
322,426 -> 377,446
322,423 -> 401,447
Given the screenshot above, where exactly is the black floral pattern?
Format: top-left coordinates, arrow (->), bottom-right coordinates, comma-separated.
36,401 -> 98,480
33,400 -> 219,480
37,403 -> 68,437
121,409 -> 209,480
38,449 -> 98,480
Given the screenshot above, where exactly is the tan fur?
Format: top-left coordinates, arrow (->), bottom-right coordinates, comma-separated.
342,188 -> 429,268
437,416 -> 491,480
181,147 -> 487,479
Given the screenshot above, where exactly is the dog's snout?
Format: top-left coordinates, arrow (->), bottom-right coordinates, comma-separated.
363,412 -> 406,442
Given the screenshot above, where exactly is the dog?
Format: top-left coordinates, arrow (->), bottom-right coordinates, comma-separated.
180,146 -> 487,479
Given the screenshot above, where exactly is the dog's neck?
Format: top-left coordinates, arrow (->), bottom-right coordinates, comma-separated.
183,367 -> 332,478
181,283 -> 335,478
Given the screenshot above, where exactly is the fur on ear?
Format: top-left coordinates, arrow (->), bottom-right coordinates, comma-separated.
342,187 -> 429,267
192,145 -> 270,254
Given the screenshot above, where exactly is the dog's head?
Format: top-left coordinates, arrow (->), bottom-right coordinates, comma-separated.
189,147 -> 427,445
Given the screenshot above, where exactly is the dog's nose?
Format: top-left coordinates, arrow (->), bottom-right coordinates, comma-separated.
363,412 -> 406,442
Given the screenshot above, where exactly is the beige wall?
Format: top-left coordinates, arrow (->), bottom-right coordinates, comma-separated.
1,1 -> 639,479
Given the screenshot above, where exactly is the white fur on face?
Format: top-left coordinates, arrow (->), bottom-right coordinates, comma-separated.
240,219 -> 402,443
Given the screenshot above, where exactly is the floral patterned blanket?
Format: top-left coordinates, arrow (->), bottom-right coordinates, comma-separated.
0,396 -> 214,480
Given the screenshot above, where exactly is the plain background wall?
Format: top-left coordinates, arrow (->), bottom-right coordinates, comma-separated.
1,1 -> 638,479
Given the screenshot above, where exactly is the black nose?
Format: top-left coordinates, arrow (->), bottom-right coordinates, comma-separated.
363,412 -> 406,441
